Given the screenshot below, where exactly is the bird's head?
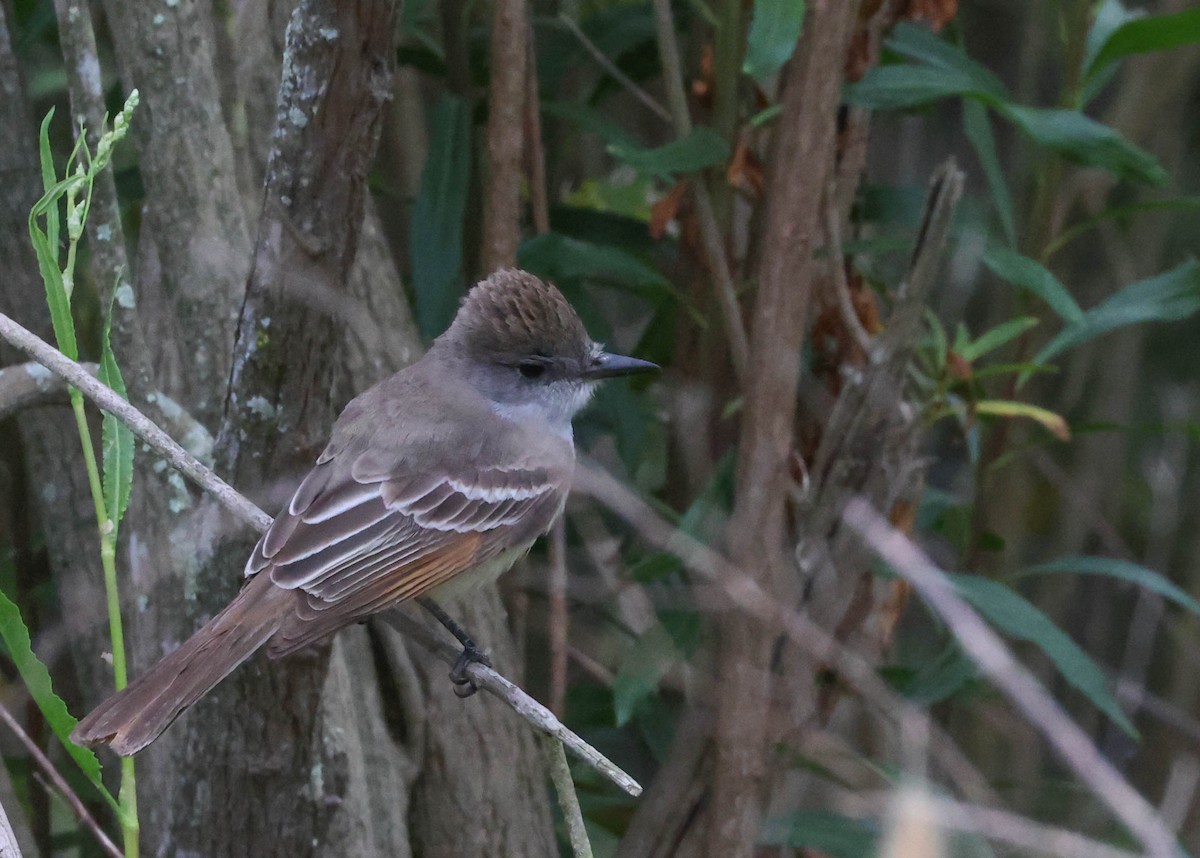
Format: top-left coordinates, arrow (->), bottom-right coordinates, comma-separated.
438,270 -> 658,428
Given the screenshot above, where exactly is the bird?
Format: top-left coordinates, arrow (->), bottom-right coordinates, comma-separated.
72,269 -> 658,755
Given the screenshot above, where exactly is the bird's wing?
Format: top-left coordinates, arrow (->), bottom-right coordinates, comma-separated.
247,430 -> 570,656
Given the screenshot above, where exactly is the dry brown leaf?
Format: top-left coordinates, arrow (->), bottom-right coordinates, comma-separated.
726,139 -> 764,198
899,0 -> 958,31
649,180 -> 689,240
946,350 -> 972,381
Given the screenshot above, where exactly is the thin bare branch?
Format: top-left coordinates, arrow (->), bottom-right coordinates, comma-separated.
544,735 -> 594,858
481,0 -> 529,272
0,312 -> 271,531
825,188 -> 874,357
549,518 -> 569,717
0,701 -> 121,858
525,22 -> 551,237
381,611 -> 642,797
649,0 -> 750,386
842,498 -> 1182,858
555,14 -> 671,123
843,790 -> 1143,858
572,461 -> 999,807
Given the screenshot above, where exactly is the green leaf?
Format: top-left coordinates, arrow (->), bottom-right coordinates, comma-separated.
1024,556 -> 1200,618
896,643 -> 979,705
99,301 -> 134,530
847,22 -> 1008,110
0,589 -> 123,818
542,100 -> 638,150
612,624 -> 678,726
29,111 -> 79,361
608,127 -> 730,179
409,95 -> 472,340
844,64 -> 997,110
518,232 -> 697,317
887,22 -> 1008,100
1087,6 -> 1200,82
1083,0 -> 1143,80
760,811 -> 877,856
963,100 -> 1016,248
1034,260 -> 1200,365
742,0 -> 805,82
958,317 -> 1039,363
997,104 -> 1167,186
953,575 -> 1137,738
1043,197 -> 1200,260
37,109 -> 59,252
518,232 -> 665,285
982,246 -> 1083,323
973,400 -> 1070,441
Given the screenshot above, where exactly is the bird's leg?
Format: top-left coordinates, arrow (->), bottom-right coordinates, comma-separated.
416,597 -> 491,697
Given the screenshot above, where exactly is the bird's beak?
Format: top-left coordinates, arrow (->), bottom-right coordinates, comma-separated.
582,352 -> 660,380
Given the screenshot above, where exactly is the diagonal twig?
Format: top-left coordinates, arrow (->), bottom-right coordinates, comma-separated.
0,701 -> 121,858
0,312 -> 271,533
381,611 -> 641,797
554,14 -> 672,124
842,498 -> 1182,858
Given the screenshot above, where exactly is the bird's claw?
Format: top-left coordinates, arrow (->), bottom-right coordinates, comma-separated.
449,642 -> 491,697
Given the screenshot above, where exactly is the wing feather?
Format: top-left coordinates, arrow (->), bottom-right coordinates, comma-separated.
250,447 -> 568,656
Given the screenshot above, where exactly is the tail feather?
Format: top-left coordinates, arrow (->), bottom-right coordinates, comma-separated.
72,574 -> 289,755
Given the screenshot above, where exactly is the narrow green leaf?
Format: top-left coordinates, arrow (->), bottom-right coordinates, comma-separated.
519,232 -> 666,290
1043,197 -> 1200,260
0,589 -> 122,817
982,246 -> 1083,323
896,643 -> 979,705
843,64 -> 997,111
742,0 -> 805,82
1088,6 -> 1200,81
963,100 -> 1016,248
1035,260 -> 1200,365
608,127 -> 730,179
760,811 -> 877,856
27,212 -> 78,361
997,104 -> 1167,186
958,317 -> 1039,363
887,22 -> 1008,100
37,109 -> 59,253
612,624 -> 678,726
974,400 -> 1070,440
953,575 -> 1137,737
1025,556 -> 1200,618
1083,0 -> 1142,80
99,301 -> 134,529
409,95 -> 472,339
542,100 -> 638,150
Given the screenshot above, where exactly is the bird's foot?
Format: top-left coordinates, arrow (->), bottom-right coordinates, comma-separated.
449,641 -> 492,698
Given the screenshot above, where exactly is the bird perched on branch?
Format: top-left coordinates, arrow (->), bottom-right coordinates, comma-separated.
73,269 -> 657,755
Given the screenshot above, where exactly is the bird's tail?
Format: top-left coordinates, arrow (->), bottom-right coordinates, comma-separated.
71,573 -> 289,756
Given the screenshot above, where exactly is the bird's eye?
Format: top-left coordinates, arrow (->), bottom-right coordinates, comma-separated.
518,361 -> 546,380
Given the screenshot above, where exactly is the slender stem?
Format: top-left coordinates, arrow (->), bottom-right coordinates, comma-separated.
709,0 -> 743,227
0,701 -> 122,858
381,610 -> 642,797
67,390 -> 138,857
543,736 -> 593,858
650,0 -> 750,386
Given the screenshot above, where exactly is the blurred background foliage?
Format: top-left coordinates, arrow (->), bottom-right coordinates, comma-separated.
4,0 -> 1200,855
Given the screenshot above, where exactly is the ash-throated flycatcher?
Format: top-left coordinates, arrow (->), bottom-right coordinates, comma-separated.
73,270 -> 657,755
